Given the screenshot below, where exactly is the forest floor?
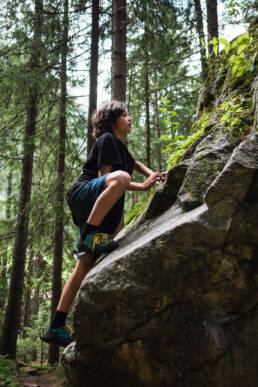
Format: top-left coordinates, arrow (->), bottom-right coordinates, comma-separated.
16,369 -> 60,386
14,362 -> 65,387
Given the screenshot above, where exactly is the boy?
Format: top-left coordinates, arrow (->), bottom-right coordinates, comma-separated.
41,100 -> 165,346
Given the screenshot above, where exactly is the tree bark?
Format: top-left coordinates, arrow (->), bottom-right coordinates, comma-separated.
111,0 -> 126,101
33,253 -> 42,318
0,170 -> 12,310
144,69 -> 151,169
87,0 -> 99,155
194,0 -> 208,81
127,61 -> 134,111
144,6 -> 151,169
48,0 -> 69,365
206,0 -> 219,58
154,88 -> 161,172
131,192 -> 138,207
22,251 -> 34,339
0,0 -> 42,359
32,253 -> 42,361
111,0 -> 127,235
6,170 -> 12,220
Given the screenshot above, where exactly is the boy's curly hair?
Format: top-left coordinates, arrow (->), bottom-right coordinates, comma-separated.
91,100 -> 127,139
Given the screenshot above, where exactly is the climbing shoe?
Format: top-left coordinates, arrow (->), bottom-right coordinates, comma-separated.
76,232 -> 119,258
40,325 -> 72,347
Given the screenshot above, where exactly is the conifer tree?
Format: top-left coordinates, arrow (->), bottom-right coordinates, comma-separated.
194,0 -> 208,80
49,0 -> 69,365
206,0 -> 219,58
112,0 -> 127,101
0,0 -> 43,359
87,0 -> 99,154
22,251 -> 34,339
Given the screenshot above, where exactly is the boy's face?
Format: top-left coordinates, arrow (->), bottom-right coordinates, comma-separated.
112,110 -> 132,136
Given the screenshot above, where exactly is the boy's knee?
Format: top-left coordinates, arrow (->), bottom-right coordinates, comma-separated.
106,170 -> 131,191
116,171 -> 131,188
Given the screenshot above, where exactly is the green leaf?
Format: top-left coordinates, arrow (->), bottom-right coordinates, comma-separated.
237,44 -> 247,54
209,37 -> 218,46
175,135 -> 184,141
236,69 -> 244,77
224,45 -> 230,55
232,64 -> 238,76
228,54 -> 236,63
218,37 -> 229,46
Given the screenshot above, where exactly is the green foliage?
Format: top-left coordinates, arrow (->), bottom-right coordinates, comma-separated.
55,364 -> 69,386
124,191 -> 154,226
126,0 -> 198,173
209,31 -> 256,78
17,328 -> 40,363
209,37 -> 219,57
167,112 -> 211,169
219,97 -> 244,127
225,0 -> 248,18
217,96 -> 253,136
0,355 -> 18,387
159,96 -> 184,153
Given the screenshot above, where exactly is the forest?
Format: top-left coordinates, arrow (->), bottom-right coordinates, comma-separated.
0,0 -> 257,385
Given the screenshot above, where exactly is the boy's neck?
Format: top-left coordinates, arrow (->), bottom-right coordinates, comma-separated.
112,129 -> 126,142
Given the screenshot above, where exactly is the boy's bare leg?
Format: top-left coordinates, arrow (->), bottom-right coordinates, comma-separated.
87,171 -> 131,226
57,252 -> 94,313
57,171 -> 130,313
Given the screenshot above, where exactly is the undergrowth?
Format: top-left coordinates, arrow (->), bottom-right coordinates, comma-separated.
167,111 -> 211,168
0,355 -> 18,387
124,190 -> 155,226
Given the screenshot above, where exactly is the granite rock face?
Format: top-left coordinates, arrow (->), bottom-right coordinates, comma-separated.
61,21 -> 258,387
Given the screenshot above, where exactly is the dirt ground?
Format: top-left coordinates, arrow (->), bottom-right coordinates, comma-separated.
16,370 -> 60,387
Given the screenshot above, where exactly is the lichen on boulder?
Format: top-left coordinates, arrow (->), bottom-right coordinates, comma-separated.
61,19 -> 258,387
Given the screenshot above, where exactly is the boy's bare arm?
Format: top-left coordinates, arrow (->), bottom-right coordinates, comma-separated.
134,160 -> 153,177
98,163 -> 166,192
133,160 -> 166,191
128,172 -> 166,191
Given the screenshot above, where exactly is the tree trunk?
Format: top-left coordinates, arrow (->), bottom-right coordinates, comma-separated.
127,61 -> 134,111
206,0 -> 219,58
0,0 -> 42,359
144,8 -> 151,170
6,170 -> 12,220
144,70 -> 151,169
111,0 -> 127,234
131,192 -> 138,207
0,170 -> 12,310
194,0 -> 208,81
48,0 -> 68,365
154,88 -> 161,172
33,253 -> 42,318
32,253 -> 41,361
111,0 -> 126,101
87,0 -> 99,155
22,251 -> 34,339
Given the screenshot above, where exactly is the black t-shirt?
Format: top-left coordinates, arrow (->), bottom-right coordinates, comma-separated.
67,132 -> 135,230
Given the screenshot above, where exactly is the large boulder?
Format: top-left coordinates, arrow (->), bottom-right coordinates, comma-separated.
61,20 -> 258,387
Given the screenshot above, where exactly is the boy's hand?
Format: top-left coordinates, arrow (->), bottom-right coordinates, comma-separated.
142,172 -> 166,191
